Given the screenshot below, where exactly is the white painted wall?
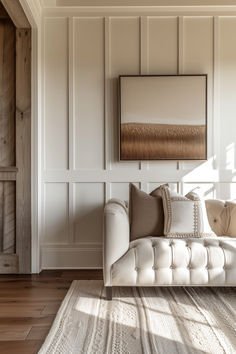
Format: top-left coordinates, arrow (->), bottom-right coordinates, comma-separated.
40,6 -> 236,269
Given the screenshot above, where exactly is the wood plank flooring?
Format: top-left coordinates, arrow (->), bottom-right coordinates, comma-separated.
0,270 -> 103,354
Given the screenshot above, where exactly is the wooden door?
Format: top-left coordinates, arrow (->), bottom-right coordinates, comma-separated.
0,3 -> 31,273
0,18 -> 18,273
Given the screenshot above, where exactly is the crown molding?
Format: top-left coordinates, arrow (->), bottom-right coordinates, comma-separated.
42,5 -> 236,17
56,0 -> 236,6
20,0 -> 42,27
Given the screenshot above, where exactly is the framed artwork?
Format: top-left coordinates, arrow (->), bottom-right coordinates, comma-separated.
119,74 -> 207,160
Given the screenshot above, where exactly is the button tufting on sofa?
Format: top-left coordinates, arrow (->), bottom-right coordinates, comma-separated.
110,236 -> 236,286
104,199 -> 236,288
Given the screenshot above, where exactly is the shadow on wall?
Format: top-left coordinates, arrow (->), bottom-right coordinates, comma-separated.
174,141 -> 236,201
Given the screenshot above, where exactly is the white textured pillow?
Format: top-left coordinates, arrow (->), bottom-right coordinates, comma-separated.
160,186 -> 215,238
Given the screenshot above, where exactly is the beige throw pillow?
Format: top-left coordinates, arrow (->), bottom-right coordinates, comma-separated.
224,201 -> 236,237
205,199 -> 228,236
160,185 -> 215,238
129,183 -> 164,240
205,199 -> 236,238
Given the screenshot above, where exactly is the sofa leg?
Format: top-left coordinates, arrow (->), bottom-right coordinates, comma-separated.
106,286 -> 112,300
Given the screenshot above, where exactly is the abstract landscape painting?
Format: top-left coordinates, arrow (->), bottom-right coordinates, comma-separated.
121,122 -> 206,160
120,75 -> 207,160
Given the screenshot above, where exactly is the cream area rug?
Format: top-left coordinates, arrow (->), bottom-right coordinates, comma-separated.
39,281 -> 236,354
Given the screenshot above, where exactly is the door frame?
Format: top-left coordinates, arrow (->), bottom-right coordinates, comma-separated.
20,0 -> 41,273
1,0 -> 41,273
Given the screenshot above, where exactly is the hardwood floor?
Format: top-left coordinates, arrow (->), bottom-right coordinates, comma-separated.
0,270 -> 103,354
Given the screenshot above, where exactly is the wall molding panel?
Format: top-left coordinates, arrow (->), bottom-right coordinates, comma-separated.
41,10 -> 236,269
41,245 -> 103,269
43,6 -> 236,17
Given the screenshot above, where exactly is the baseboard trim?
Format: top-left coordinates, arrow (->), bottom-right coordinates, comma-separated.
41,266 -> 103,270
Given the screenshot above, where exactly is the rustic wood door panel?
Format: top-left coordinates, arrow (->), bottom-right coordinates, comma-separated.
0,20 -> 15,167
0,181 -> 15,254
0,19 -> 17,273
0,2 -> 31,274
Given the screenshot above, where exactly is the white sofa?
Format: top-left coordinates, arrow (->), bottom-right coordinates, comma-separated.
103,199 -> 236,299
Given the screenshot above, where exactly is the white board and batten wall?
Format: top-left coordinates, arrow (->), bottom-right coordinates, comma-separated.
41,6 -> 236,269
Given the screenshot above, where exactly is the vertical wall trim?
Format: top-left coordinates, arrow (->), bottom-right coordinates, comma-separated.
177,182 -> 180,193
141,182 -> 148,192
68,20 -> 75,246
69,17 -> 75,170
42,19 -> 46,172
178,16 -> 184,75
40,19 -> 46,272
104,18 -> 111,201
179,182 -> 184,195
103,17 -> 106,170
105,182 -> 111,202
177,16 -> 184,171
31,26 -> 40,273
105,17 -> 111,171
213,16 -> 220,170
140,16 -> 149,173
139,16 -> 142,172
42,182 -> 46,264
68,182 -> 75,243
141,16 -> 149,75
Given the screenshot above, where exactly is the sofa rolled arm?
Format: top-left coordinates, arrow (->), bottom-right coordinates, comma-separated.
103,199 -> 130,286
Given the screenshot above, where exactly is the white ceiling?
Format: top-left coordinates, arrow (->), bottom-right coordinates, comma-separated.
39,0 -> 236,7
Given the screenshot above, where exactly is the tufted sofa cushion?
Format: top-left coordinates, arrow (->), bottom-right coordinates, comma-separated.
111,237 -> 236,286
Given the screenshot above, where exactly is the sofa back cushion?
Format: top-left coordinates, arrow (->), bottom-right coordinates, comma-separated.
129,185 -> 236,239
129,184 -> 164,240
